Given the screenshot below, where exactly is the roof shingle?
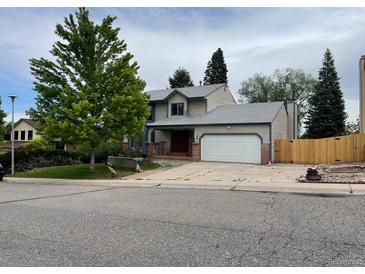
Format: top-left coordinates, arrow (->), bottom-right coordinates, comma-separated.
147,83 -> 225,101
147,101 -> 284,127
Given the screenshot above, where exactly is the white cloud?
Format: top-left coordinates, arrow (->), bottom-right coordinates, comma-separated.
0,7 -> 364,123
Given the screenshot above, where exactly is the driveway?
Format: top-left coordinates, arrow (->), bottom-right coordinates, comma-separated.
128,161 -> 309,184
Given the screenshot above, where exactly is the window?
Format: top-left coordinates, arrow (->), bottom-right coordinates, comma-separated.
171,103 -> 184,116
21,130 -> 26,141
28,130 -> 33,140
14,131 -> 18,140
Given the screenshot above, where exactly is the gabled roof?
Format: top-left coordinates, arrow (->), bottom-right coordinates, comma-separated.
147,83 -> 226,102
14,118 -> 39,129
147,101 -> 284,127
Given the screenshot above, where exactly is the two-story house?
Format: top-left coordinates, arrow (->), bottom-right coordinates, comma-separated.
144,83 -> 297,164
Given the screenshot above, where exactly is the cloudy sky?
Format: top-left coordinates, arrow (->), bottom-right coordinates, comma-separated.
0,7 -> 364,122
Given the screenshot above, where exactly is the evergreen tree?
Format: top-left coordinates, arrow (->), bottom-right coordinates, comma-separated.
203,48 -> 228,85
305,49 -> 347,138
0,97 -> 7,142
168,67 -> 194,88
29,8 -> 150,172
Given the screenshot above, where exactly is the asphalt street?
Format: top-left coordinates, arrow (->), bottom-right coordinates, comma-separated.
0,182 -> 365,266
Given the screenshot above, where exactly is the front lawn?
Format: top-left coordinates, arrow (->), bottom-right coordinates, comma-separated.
12,160 -> 160,179
139,160 -> 160,170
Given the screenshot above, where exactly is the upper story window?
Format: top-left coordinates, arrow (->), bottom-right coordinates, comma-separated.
28,130 -> 33,140
171,103 -> 184,116
21,130 -> 26,141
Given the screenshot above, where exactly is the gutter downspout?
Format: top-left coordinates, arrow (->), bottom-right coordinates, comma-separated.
360,55 -> 365,133
269,123 -> 273,164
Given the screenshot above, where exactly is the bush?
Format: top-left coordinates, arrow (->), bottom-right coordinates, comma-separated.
0,148 -> 84,174
22,138 -> 53,151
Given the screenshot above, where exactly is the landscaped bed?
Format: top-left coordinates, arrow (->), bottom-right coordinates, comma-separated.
297,163 -> 365,184
11,160 -> 160,180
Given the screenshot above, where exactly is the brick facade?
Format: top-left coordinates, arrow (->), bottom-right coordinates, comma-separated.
154,143 -> 165,156
261,143 -> 270,165
146,143 -> 154,158
192,142 -> 200,161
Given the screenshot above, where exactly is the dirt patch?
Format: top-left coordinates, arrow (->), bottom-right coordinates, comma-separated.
325,164 -> 365,173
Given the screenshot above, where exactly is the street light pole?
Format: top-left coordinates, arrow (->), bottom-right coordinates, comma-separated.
9,95 -> 16,175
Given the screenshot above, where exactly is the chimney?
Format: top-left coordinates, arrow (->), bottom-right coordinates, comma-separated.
360,55 -> 365,133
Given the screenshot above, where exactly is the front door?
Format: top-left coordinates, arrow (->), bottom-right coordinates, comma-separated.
170,130 -> 189,153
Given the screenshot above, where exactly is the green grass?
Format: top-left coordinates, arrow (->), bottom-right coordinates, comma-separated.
12,160 -> 160,180
139,160 -> 160,170
13,163 -> 134,179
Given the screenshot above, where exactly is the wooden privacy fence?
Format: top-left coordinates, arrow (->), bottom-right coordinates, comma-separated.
275,134 -> 365,164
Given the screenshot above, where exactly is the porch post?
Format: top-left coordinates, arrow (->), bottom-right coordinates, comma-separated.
192,142 -> 200,161
146,127 -> 154,158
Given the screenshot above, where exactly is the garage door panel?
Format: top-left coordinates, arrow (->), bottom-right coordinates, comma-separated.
201,134 -> 261,164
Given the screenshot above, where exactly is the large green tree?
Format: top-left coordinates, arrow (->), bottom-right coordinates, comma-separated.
239,68 -> 317,135
0,97 -> 7,142
305,49 -> 347,138
29,8 -> 150,172
168,67 -> 194,88
203,48 -> 228,85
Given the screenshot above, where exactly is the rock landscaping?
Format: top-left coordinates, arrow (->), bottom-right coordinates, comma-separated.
298,163 -> 365,184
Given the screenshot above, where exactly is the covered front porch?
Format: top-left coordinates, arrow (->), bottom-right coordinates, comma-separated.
146,127 -> 197,159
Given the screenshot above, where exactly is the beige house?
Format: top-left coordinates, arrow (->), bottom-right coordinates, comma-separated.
2,118 -> 40,149
145,83 -> 297,164
13,118 -> 40,142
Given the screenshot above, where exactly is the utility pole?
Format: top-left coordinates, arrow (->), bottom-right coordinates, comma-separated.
9,95 -> 16,175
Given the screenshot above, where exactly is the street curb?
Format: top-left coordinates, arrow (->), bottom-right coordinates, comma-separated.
3,177 -> 365,195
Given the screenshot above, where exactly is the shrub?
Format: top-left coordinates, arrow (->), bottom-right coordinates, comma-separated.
22,138 -> 53,151
0,148 -> 84,174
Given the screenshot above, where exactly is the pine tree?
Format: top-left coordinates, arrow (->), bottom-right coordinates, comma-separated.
203,48 -> 228,85
305,49 -> 347,138
168,67 -> 194,88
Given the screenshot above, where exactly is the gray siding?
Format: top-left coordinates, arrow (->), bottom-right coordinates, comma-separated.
286,102 -> 297,139
155,130 -> 171,153
206,86 -> 235,111
188,100 -> 206,117
155,103 -> 167,121
271,104 -> 289,161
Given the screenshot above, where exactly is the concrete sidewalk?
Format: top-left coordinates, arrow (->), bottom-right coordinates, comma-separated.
3,176 -> 365,195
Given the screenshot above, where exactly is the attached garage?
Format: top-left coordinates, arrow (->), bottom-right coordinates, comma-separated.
200,134 -> 262,164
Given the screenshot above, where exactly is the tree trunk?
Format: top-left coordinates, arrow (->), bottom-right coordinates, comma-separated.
90,147 -> 96,173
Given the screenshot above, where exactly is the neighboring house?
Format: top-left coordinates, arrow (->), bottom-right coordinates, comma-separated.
143,83 -> 297,164
2,118 -> 75,151
2,118 -> 40,149
13,118 -> 40,142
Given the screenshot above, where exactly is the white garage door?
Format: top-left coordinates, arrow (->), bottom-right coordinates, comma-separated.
201,134 -> 261,164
